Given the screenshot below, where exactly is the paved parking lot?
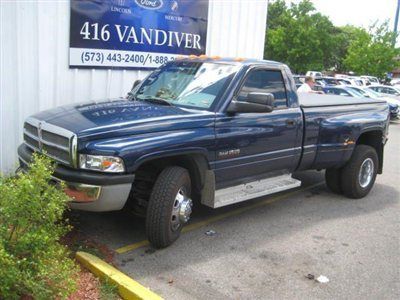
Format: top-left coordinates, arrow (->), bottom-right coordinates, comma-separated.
71,121 -> 400,299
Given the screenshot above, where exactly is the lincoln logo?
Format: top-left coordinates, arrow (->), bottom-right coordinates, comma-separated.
135,0 -> 163,10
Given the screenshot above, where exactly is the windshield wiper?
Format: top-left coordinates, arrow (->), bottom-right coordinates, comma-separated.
138,96 -> 173,106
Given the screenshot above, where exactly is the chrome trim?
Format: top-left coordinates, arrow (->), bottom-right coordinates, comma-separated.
24,141 -> 39,152
46,154 -> 70,165
25,116 -> 40,127
205,174 -> 301,208
40,120 -> 76,139
23,129 -> 39,141
18,155 -> 29,166
71,134 -> 78,168
171,188 -> 193,231
24,117 -> 77,167
22,144 -> 70,165
50,175 -> 102,202
38,121 -> 43,150
359,158 -> 374,188
40,139 -> 70,152
69,183 -> 131,212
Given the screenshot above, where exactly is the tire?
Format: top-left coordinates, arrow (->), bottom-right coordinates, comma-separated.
146,166 -> 192,248
340,145 -> 378,199
325,168 -> 343,194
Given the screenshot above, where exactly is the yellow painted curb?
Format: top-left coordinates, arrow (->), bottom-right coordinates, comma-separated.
76,251 -> 163,300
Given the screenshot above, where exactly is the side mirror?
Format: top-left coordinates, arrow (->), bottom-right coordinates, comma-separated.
227,92 -> 275,114
132,79 -> 142,89
247,92 -> 275,107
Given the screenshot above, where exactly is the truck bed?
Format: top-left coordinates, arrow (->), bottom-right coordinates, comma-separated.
298,93 -> 387,107
296,93 -> 389,172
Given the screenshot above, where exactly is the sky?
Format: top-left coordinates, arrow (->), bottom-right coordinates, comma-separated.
285,0 -> 399,31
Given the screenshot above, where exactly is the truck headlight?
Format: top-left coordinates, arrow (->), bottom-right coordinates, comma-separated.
79,154 -> 125,173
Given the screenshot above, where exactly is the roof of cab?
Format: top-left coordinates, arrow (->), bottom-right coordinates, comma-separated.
174,55 -> 284,68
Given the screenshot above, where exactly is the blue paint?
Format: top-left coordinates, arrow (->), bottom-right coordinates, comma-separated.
26,58 -> 390,188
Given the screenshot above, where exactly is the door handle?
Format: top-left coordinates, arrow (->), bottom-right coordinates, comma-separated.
286,119 -> 296,126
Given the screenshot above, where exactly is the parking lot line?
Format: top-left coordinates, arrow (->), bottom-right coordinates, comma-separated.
115,181 -> 325,254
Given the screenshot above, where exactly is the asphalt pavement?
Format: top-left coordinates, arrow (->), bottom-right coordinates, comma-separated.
71,120 -> 400,300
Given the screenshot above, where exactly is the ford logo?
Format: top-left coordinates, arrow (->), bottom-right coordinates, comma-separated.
134,0 -> 163,10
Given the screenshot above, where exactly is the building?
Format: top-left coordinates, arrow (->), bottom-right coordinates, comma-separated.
0,0 -> 268,173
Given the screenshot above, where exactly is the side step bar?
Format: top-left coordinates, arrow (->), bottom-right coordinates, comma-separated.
202,174 -> 301,208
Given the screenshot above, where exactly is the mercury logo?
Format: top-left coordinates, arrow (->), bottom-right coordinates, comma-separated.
135,0 -> 163,10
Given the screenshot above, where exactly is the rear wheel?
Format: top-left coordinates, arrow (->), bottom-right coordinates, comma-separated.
325,168 -> 343,194
146,166 -> 193,248
340,145 -> 378,199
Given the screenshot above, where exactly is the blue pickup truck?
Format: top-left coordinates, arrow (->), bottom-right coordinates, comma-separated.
18,58 -> 390,248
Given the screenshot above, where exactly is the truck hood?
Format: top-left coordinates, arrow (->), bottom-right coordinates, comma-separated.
31,99 -> 215,139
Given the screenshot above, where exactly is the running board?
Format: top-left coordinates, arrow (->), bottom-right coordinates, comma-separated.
202,174 -> 301,208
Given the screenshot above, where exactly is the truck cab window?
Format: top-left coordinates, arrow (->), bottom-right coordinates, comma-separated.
237,69 -> 288,108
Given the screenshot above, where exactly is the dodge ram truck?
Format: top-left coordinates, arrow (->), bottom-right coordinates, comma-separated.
18,57 -> 390,248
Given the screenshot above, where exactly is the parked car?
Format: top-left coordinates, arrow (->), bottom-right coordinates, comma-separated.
337,78 -> 352,85
368,85 -> 400,99
314,76 -> 340,86
334,74 -> 349,79
306,71 -> 322,78
348,86 -> 399,119
18,57 -> 390,248
390,78 -> 400,86
361,76 -> 379,85
293,75 -> 305,85
312,83 -> 324,92
322,86 -> 365,97
295,76 -> 324,92
337,78 -> 364,86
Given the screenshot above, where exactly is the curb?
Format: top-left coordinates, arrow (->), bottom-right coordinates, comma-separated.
76,251 -> 163,300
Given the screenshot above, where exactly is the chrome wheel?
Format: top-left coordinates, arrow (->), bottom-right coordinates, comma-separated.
170,188 -> 192,232
358,158 -> 374,188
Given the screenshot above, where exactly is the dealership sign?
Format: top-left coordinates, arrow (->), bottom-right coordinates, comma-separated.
69,0 -> 209,69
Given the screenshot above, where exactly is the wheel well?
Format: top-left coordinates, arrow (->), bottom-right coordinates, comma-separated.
126,154 -> 210,215
356,130 -> 384,173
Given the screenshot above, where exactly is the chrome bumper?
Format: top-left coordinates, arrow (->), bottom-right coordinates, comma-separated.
18,145 -> 133,212
51,176 -> 131,212
67,182 -> 131,212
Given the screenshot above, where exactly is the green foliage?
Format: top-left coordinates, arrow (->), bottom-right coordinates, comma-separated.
330,25 -> 365,73
344,21 -> 400,78
265,0 -> 337,73
100,278 -> 119,300
265,1 -> 400,76
0,154 -> 77,299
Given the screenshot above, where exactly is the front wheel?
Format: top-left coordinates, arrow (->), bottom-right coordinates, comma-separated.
146,166 -> 193,248
340,145 -> 378,199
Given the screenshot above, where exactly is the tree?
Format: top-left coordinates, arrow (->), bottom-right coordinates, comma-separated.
330,25 -> 364,73
343,21 -> 400,78
264,1 -> 400,77
264,0 -> 338,74
264,0 -> 337,73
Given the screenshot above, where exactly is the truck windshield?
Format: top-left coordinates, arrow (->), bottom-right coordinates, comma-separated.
131,61 -> 240,109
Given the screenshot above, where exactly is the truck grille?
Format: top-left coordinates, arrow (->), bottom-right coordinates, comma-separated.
23,117 -> 76,167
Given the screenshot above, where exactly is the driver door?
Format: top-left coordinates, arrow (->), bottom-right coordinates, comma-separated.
214,68 -> 302,187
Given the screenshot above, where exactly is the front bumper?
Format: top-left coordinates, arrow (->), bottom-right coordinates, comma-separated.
390,111 -> 399,119
18,144 -> 134,212
390,107 -> 399,119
